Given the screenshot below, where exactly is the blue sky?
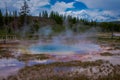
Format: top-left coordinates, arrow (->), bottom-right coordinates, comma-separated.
0,0 -> 120,21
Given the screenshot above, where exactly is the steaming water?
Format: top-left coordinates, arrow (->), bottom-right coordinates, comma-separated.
29,44 -> 81,53
29,43 -> 100,54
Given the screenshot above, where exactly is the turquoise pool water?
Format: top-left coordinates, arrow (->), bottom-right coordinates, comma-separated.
29,43 -> 100,54
29,44 -> 81,53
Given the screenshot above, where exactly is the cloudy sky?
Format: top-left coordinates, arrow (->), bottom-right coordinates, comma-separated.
0,0 -> 120,22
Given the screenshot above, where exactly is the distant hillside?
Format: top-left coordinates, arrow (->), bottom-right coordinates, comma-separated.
110,21 -> 120,24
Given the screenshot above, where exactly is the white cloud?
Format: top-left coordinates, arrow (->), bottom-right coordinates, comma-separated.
51,1 -> 74,13
0,0 -> 14,8
28,0 -> 50,14
13,0 -> 50,13
76,0 -> 120,10
0,0 -> 50,14
63,9 -> 120,22
75,0 -> 120,21
0,0 -> 119,21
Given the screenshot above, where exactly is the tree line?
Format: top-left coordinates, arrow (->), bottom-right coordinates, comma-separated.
0,0 -> 119,35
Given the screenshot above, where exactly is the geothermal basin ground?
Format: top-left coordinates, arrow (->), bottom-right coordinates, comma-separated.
0,33 -> 120,80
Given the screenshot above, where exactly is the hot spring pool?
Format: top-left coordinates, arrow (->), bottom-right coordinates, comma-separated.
29,43 -> 100,54
29,44 -> 81,53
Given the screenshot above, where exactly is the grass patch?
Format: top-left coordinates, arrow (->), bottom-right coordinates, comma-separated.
6,60 -> 120,80
0,49 -> 14,58
17,54 -> 49,61
47,60 -> 104,68
100,52 -> 114,56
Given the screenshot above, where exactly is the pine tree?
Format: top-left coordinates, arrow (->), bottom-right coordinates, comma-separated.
0,9 -> 4,28
13,10 -> 17,19
50,11 -> 63,24
42,10 -> 48,18
39,12 -> 42,18
19,0 -> 30,25
8,11 -> 14,23
49,11 -> 55,19
4,7 -> 9,25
